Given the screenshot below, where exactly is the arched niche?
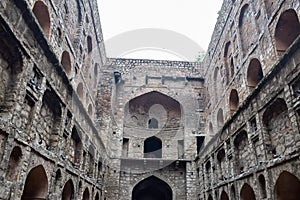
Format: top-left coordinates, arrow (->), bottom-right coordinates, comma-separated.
6,146 -> 22,181
240,183 -> 256,200
61,51 -> 72,75
217,108 -> 224,129
258,174 -> 267,198
220,190 -> 229,200
77,83 -> 84,100
132,176 -> 172,200
71,126 -> 82,165
247,58 -> 263,87
275,171 -> 300,200
83,188 -> 90,200
32,1 -> 51,38
125,91 -> 182,129
275,9 -> 300,55
229,89 -> 239,111
62,179 -> 74,200
87,36 -> 93,53
239,4 -> 256,55
21,165 -> 48,199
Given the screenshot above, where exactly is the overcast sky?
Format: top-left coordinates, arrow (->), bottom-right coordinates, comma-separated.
97,0 -> 223,61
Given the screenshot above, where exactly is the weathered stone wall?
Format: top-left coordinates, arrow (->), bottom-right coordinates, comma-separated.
0,0 -> 107,199
196,0 -> 300,199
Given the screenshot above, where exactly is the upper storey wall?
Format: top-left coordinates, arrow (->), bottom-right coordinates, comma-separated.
202,0 -> 300,138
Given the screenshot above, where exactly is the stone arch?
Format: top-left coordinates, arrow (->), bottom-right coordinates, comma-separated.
224,41 -> 232,83
148,117 -> 158,128
220,190 -> 229,200
208,194 -> 213,200
275,9 -> 300,55
247,58 -> 263,87
239,4 -> 255,55
61,51 -> 72,75
6,146 -> 22,181
240,183 -> 256,200
229,89 -> 239,112
83,188 -> 90,200
217,108 -> 224,129
32,1 -> 51,38
54,169 -> 62,192
87,36 -> 93,53
144,136 -> 162,158
132,176 -> 172,200
125,91 -> 182,129
21,165 -> 48,199
275,171 -> 300,199
258,174 -> 267,198
262,98 -> 290,156
213,67 -> 220,102
217,148 -> 226,180
62,179 -> 74,200
77,83 -> 84,100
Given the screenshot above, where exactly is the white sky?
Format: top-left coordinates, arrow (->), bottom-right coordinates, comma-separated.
97,0 -> 223,61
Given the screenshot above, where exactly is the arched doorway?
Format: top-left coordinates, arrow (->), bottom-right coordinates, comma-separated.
62,179 -> 74,200
240,183 -> 256,200
275,171 -> 300,200
144,137 -> 162,158
21,165 -> 48,200
132,176 -> 172,200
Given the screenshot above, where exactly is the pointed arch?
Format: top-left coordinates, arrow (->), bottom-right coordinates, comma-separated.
275,171 -> 300,199
62,179 -> 74,200
220,190 -> 229,200
275,9 -> 300,55
217,108 -> 224,129
132,176 -> 172,200
6,146 -> 22,181
258,174 -> 267,198
83,188 -> 90,200
21,165 -> 48,199
32,1 -> 51,38
240,183 -> 256,200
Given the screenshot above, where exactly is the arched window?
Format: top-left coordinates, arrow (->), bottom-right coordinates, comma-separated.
32,1 -> 51,38
144,137 -> 162,158
275,9 -> 300,55
6,146 -> 22,180
247,58 -> 263,87
21,165 -> 48,199
77,83 -> 84,100
240,183 -> 256,200
61,51 -> 72,75
275,171 -> 300,199
229,89 -> 239,111
148,118 -> 158,129
62,179 -> 74,200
